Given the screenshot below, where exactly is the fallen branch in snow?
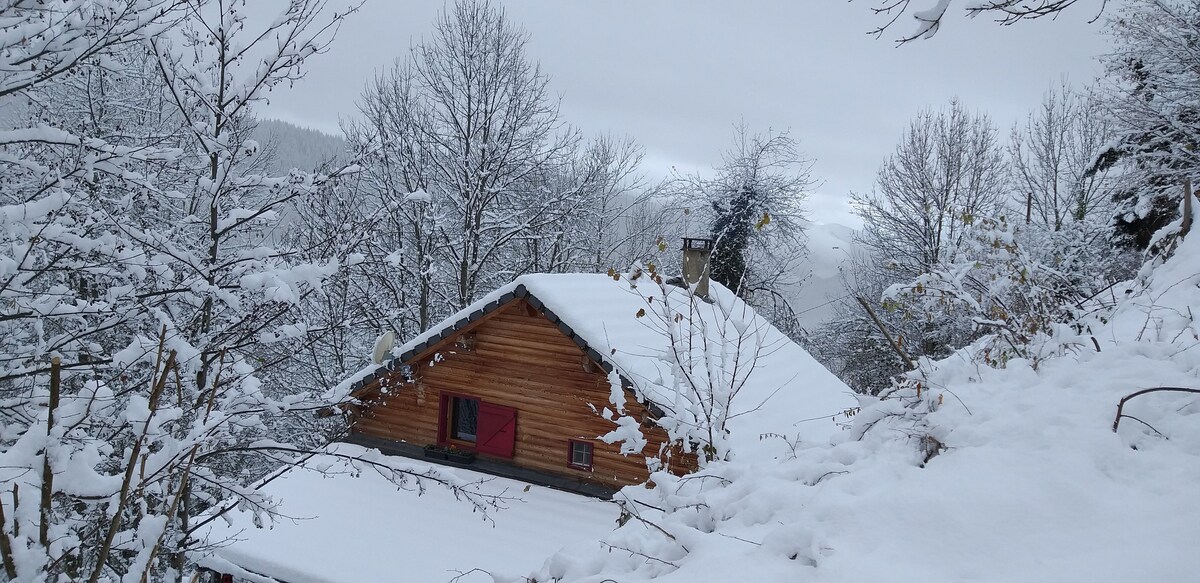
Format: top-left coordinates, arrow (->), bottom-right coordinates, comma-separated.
855,296 -> 915,371
1112,387 -> 1200,433
614,497 -> 683,546
601,542 -> 679,569
808,470 -> 849,486
1118,415 -> 1167,439
717,532 -> 762,546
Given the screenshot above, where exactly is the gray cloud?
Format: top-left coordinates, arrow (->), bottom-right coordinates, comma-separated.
252,0 -> 1112,225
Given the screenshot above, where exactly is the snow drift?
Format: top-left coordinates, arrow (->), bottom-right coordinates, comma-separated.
526,237 -> 1200,581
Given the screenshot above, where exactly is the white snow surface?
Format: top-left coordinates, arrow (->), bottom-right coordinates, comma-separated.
207,241 -> 1200,582
199,443 -> 618,583
521,239 -> 1200,581
354,273 -> 856,462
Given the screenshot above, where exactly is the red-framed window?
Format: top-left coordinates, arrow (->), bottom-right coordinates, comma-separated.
568,440 -> 594,471
437,393 -> 517,459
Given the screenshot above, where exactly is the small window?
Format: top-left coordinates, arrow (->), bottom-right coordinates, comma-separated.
450,397 -> 479,442
568,440 -> 593,470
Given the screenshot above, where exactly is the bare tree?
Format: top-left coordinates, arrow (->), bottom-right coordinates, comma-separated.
1010,81 -> 1119,230
848,100 -> 1008,359
853,100 -> 1008,281
407,0 -> 578,309
346,61 -> 443,334
521,134 -> 661,275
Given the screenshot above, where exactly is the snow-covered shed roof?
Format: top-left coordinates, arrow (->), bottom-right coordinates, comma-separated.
345,273 -> 855,459
199,443 -> 619,583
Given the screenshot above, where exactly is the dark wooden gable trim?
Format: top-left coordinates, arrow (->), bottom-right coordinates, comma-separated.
348,284 -> 631,399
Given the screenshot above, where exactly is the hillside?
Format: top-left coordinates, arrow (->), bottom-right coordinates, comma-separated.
527,237 -> 1200,582
251,118 -> 346,175
790,221 -> 858,330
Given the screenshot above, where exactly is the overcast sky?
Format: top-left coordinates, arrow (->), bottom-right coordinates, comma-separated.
254,1 -> 1114,227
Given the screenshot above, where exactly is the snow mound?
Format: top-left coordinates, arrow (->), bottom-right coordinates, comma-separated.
528,238 -> 1200,581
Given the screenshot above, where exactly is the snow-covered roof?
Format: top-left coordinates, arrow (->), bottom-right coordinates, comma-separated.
347,273 -> 855,460
198,443 -> 618,583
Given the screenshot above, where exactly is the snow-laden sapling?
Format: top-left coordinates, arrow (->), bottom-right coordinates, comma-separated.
599,262 -> 780,467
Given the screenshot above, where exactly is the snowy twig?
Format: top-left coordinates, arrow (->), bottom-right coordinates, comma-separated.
614,497 -> 684,547
1112,387 -> 1200,433
808,470 -> 849,486
601,542 -> 679,569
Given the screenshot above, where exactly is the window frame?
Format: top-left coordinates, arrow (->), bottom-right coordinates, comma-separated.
567,439 -> 594,471
443,394 -> 480,447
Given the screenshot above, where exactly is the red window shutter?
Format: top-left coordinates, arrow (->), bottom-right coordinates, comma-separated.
476,403 -> 517,458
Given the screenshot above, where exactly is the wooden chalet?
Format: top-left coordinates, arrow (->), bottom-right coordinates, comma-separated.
199,242 -> 860,580
343,277 -> 699,494
339,238 -> 856,496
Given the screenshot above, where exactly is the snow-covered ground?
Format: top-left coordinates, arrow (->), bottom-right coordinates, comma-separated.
524,237 -> 1200,581
204,232 -> 1200,583
199,444 -> 619,583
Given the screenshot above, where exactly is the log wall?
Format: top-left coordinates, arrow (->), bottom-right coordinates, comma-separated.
351,299 -> 696,489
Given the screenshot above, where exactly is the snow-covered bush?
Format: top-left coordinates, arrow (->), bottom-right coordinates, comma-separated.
601,262 -> 782,466
882,212 -> 1135,368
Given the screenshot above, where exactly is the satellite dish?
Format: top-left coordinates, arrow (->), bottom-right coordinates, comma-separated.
372,331 -> 396,364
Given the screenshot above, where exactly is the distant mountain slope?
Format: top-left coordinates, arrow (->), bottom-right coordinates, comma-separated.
252,118 -> 346,175
789,221 -> 858,330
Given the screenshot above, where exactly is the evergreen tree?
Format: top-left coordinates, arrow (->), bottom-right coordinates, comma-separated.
710,185 -> 757,290
689,127 -> 810,300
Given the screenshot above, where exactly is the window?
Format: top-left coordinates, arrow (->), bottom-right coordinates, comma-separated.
450,396 -> 479,442
568,440 -> 593,470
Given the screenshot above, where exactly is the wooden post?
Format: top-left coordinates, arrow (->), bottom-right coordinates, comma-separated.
40,357 -> 61,548
1180,178 -> 1194,240
0,484 -> 16,578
